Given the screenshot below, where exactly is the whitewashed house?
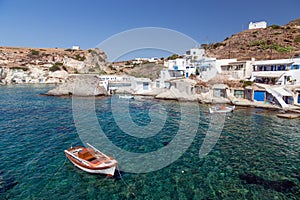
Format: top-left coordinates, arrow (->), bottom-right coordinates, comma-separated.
72,46 -> 80,50
251,58 -> 300,85
185,48 -> 205,61
249,21 -> 267,29
219,59 -> 254,80
131,78 -> 152,93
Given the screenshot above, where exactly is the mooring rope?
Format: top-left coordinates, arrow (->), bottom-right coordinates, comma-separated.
116,166 -> 136,198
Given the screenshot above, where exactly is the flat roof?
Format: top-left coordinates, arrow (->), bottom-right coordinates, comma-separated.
212,84 -> 228,89
252,71 -> 285,78
228,61 -> 247,65
253,60 -> 293,66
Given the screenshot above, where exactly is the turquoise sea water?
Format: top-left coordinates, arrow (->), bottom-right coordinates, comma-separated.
0,85 -> 299,199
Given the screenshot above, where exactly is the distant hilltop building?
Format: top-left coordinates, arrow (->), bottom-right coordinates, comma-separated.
72,45 -> 80,50
248,21 -> 267,29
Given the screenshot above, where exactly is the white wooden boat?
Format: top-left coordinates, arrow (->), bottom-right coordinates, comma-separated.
209,105 -> 235,114
118,95 -> 134,99
64,143 -> 118,176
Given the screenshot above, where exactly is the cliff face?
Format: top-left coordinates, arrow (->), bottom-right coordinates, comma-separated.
0,47 -> 108,84
205,19 -> 300,60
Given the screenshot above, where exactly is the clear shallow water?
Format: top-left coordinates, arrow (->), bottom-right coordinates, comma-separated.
0,85 -> 299,199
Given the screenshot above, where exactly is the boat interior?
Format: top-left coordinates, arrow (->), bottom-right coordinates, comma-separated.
71,147 -> 110,164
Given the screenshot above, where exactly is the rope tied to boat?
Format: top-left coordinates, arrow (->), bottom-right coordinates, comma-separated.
116,166 -> 136,198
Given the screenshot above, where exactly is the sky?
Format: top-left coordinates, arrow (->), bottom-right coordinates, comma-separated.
0,0 -> 299,60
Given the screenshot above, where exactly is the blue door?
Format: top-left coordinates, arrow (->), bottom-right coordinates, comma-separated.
298,95 -> 300,103
254,91 -> 265,101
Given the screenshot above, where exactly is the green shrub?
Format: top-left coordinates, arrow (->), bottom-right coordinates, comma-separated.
74,54 -> 86,61
167,54 -> 179,60
240,80 -> 253,87
30,49 -> 39,56
268,24 -> 282,29
248,40 -> 266,47
54,62 -> 63,66
272,44 -> 294,52
49,65 -> 61,72
261,44 -> 270,50
195,68 -> 200,76
212,42 -> 225,49
62,66 -> 67,71
294,36 -> 300,43
200,44 -> 208,50
11,66 -> 28,71
99,69 -> 106,75
273,31 -> 283,36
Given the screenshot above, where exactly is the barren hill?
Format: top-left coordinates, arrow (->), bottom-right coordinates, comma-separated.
0,46 -> 108,74
205,18 -> 300,60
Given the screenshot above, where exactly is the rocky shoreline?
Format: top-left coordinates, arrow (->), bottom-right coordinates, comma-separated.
42,74 -> 300,117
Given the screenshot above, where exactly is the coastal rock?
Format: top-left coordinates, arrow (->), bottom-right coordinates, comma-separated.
155,87 -> 198,101
46,75 -> 108,96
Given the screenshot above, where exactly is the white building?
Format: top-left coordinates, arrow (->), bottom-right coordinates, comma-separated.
219,59 -> 254,80
249,21 -> 267,29
133,57 -> 159,64
164,58 -> 196,78
251,58 -> 300,85
72,46 -> 80,50
131,77 -> 152,93
185,48 -> 205,61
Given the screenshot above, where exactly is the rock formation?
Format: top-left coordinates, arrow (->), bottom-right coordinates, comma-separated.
46,74 -> 108,96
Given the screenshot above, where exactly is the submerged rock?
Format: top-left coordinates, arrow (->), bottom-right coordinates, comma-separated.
239,173 -> 296,193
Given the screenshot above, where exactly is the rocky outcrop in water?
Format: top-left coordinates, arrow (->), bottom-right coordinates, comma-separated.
46,74 -> 108,96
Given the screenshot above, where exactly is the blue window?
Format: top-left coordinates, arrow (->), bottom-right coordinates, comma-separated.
143,82 -> 149,90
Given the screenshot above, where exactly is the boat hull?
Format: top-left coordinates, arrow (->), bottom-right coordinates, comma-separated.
209,105 -> 235,114
64,147 -> 117,176
67,156 -> 116,176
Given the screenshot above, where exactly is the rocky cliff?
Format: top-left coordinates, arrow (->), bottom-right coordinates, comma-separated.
205,18 -> 300,60
0,46 -> 108,84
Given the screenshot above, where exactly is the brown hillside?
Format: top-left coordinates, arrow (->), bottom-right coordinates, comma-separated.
0,46 -> 108,73
205,19 -> 300,60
